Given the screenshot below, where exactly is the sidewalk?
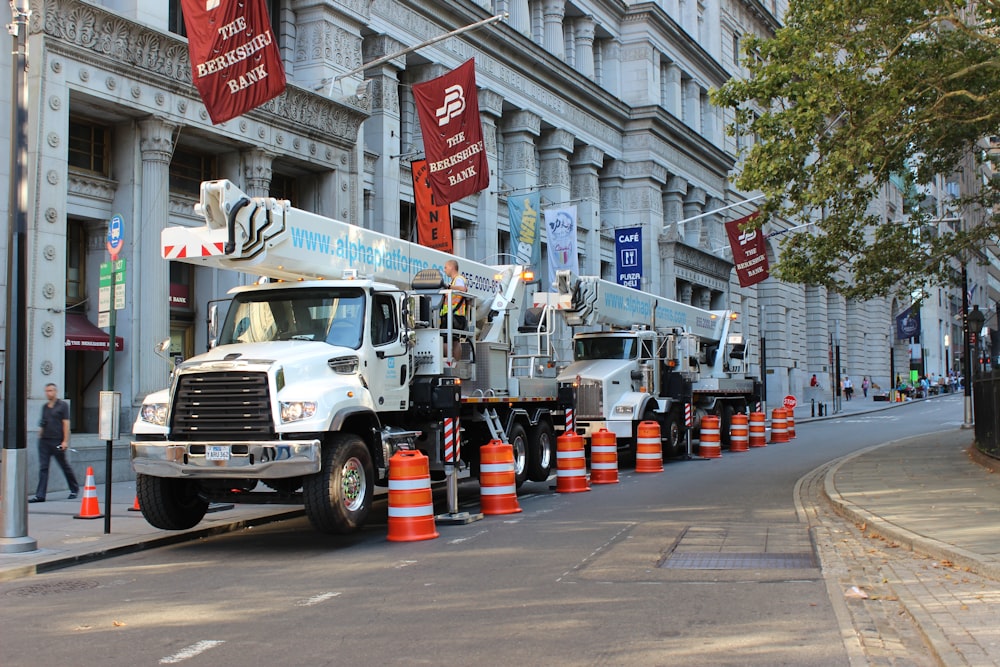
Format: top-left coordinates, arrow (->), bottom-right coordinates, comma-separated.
0,391 -> 991,588
0,480 -> 303,582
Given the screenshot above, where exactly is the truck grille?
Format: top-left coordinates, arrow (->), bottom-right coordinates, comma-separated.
575,382 -> 603,419
170,371 -> 275,440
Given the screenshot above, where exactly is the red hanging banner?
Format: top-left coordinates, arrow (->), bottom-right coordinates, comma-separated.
181,0 -> 287,125
412,59 -> 490,206
725,212 -> 770,287
412,160 -> 453,253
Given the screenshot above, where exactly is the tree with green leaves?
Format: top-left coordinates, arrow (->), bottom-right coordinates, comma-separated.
712,0 -> 1000,299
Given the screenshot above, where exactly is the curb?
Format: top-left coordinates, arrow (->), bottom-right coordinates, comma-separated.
822,433 -> 1000,583
0,508 -> 304,583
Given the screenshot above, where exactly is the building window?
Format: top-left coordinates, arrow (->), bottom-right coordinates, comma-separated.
169,0 -> 282,50
170,148 -> 217,197
66,220 -> 86,305
270,173 -> 298,205
68,118 -> 110,177
733,32 -> 740,66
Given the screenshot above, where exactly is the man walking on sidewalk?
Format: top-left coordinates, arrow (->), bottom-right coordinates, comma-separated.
28,383 -> 80,502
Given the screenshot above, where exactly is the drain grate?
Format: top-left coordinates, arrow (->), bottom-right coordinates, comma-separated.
661,551 -> 816,569
6,579 -> 101,597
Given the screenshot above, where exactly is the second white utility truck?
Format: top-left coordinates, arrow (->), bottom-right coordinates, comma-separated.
132,180 -> 569,534
543,275 -> 761,456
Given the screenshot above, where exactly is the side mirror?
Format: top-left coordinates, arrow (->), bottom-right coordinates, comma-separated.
207,303 -> 219,349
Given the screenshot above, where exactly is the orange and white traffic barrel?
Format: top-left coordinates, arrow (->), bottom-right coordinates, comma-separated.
387,450 -> 439,542
479,440 -> 522,515
729,413 -> 749,452
590,428 -> 619,484
786,410 -> 796,440
770,408 -> 789,444
749,412 -> 767,448
635,421 -> 663,472
698,415 -> 722,458
555,431 -> 590,493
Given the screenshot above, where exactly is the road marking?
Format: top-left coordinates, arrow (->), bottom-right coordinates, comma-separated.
557,523 -> 635,583
295,592 -> 341,607
448,529 -> 489,544
394,560 -> 418,569
159,640 -> 225,664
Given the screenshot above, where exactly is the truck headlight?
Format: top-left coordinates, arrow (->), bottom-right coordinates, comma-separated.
613,405 -> 635,416
140,403 -> 169,426
280,401 -> 317,423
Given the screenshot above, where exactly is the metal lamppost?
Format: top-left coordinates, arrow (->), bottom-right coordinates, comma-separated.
0,1 -> 37,553
944,334 -> 950,385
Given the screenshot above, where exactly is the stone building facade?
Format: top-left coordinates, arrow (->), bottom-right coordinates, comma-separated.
0,0 -> 919,485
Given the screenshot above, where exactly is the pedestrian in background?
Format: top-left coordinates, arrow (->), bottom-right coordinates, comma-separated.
861,376 -> 870,398
843,376 -> 854,401
28,383 -> 79,503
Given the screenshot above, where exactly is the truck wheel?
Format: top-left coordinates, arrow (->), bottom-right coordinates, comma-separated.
663,412 -> 683,458
527,420 -> 555,482
506,422 -> 529,488
303,434 -> 374,534
719,404 -> 735,448
136,474 -> 209,530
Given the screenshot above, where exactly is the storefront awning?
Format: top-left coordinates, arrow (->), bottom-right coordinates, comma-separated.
65,314 -> 124,352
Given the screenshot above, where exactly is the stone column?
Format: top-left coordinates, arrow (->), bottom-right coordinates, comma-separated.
475,89 -> 504,264
683,78 -> 702,133
363,35 -> 405,239
662,62 -> 682,118
291,0 -> 366,89
242,149 -> 274,198
507,0 -> 531,36
137,118 -> 177,397
500,110 -> 541,262
622,161 -> 666,293
542,0 -> 566,59
662,175 -> 686,242
682,186 -> 705,248
539,129 -> 574,287
575,16 -> 596,79
599,160 -> 626,278
571,145 -> 603,276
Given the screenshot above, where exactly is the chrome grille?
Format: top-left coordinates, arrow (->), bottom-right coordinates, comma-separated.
575,382 -> 603,418
170,371 -> 274,440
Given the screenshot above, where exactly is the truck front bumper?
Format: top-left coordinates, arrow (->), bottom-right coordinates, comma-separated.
131,439 -> 322,478
573,420 -> 632,442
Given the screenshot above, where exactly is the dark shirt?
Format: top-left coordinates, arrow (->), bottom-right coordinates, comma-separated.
40,399 -> 69,441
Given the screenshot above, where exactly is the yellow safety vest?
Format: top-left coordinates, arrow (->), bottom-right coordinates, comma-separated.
441,275 -> 467,317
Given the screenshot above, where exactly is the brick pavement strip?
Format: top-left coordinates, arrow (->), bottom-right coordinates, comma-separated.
800,459 -> 1000,667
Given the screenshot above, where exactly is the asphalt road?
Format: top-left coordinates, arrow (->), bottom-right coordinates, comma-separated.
0,398 -> 962,666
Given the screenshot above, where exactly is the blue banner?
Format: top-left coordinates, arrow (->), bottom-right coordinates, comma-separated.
615,226 -> 642,289
895,305 -> 920,340
508,192 -> 541,268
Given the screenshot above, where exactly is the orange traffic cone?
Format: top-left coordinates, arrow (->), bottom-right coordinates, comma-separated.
128,495 -> 141,512
589,428 -> 619,484
555,431 -> 590,492
479,440 -> 522,515
74,467 -> 104,520
635,421 -> 664,472
386,450 -> 439,542
698,415 -> 722,458
729,413 -> 749,452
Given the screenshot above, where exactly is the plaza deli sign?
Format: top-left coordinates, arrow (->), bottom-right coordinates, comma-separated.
181,0 -> 287,124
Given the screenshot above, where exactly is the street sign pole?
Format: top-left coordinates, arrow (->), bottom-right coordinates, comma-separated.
103,214 -> 125,534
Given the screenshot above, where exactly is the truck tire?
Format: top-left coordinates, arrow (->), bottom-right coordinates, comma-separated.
719,404 -> 735,448
527,419 -> 555,482
506,421 -> 529,488
136,474 -> 209,530
663,412 -> 683,458
303,434 -> 374,534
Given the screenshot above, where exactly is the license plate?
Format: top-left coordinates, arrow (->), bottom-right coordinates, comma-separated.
205,445 -> 230,461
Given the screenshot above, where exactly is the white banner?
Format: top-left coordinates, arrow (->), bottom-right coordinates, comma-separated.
545,206 -> 579,287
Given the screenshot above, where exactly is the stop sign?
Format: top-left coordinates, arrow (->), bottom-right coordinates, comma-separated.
783,395 -> 797,409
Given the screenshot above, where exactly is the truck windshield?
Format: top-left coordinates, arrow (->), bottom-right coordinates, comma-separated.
574,336 -> 637,360
218,287 -> 366,349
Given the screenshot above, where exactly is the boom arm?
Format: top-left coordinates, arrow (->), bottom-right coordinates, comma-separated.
549,274 -> 726,340
163,180 -> 516,315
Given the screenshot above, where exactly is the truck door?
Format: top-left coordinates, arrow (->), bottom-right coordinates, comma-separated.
367,292 -> 410,411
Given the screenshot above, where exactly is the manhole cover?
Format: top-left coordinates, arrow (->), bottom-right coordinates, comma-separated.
661,551 -> 816,569
6,579 -> 101,597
